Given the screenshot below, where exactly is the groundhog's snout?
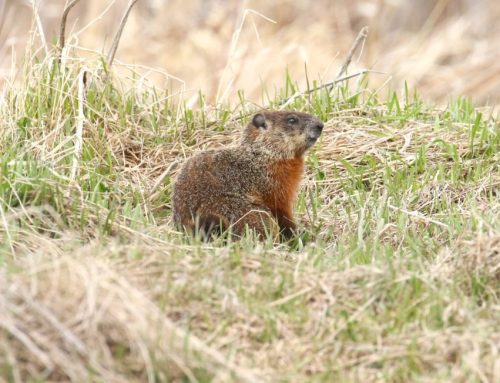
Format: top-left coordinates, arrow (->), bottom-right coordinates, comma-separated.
305,119 -> 324,146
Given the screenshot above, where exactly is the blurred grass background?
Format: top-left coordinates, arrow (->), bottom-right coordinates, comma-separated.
1,0 -> 499,107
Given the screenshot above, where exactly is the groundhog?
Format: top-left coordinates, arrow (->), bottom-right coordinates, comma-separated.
172,110 -> 324,240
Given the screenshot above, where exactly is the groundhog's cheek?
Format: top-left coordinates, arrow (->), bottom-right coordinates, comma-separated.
294,133 -> 307,147
287,134 -> 305,155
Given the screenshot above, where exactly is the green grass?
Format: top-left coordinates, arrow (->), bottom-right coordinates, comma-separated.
0,50 -> 499,383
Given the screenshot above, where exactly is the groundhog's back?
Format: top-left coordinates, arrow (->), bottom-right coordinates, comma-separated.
172,147 -> 264,228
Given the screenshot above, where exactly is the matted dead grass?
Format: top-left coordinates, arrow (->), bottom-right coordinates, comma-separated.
1,228 -> 499,381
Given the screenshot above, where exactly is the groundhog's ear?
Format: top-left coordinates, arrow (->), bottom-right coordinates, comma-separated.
252,113 -> 267,129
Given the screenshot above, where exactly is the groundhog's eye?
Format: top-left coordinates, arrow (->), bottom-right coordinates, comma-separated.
287,116 -> 298,124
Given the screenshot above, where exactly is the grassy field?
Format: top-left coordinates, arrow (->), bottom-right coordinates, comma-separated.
0,35 -> 499,382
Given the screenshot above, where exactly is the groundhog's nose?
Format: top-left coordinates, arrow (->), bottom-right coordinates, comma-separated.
310,121 -> 324,138
315,121 -> 324,134
305,120 -> 324,148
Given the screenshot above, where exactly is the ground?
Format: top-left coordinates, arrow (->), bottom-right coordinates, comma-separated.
0,55 -> 498,382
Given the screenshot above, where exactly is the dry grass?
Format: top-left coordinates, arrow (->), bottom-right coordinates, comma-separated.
1,0 -> 500,106
1,228 -> 499,381
0,2 -> 499,382
1,237 -> 263,382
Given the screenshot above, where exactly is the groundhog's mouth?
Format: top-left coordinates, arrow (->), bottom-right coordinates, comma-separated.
305,135 -> 319,148
305,123 -> 323,148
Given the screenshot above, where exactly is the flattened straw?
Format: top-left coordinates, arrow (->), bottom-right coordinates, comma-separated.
148,160 -> 179,200
388,204 -> 450,228
0,311 -> 54,371
107,0 -> 140,67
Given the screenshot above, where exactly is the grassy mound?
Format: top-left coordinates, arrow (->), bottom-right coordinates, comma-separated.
0,51 -> 498,382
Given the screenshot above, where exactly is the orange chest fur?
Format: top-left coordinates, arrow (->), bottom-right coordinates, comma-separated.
264,157 -> 305,214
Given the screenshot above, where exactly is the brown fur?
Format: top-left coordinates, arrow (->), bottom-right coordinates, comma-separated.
172,110 -> 324,240
264,158 -> 305,237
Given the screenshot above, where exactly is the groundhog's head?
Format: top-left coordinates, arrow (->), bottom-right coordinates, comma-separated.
241,111 -> 324,158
